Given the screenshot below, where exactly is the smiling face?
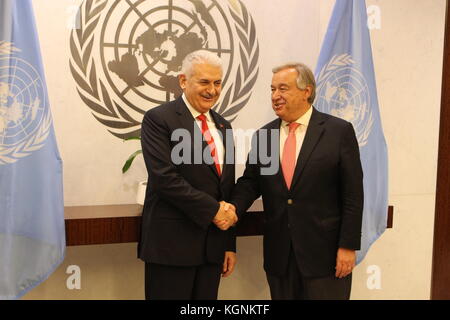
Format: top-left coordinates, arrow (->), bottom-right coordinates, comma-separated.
271,68 -> 312,122
179,62 -> 223,114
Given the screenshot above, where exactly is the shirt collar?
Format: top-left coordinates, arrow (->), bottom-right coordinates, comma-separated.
182,93 -> 212,121
281,106 -> 313,128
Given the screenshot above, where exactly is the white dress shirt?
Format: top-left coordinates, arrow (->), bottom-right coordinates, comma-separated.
182,94 -> 225,171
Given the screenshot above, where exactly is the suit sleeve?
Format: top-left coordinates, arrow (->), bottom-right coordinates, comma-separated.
230,132 -> 262,218
338,122 -> 364,250
226,228 -> 236,252
141,110 -> 219,230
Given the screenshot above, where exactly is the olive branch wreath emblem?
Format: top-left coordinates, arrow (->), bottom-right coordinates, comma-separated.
0,41 -> 20,55
70,0 -> 259,140
316,54 -> 373,147
316,54 -> 355,84
0,41 -> 52,165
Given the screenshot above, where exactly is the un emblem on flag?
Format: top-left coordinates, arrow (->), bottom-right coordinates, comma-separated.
315,54 -> 374,147
0,42 -> 52,165
70,0 -> 260,140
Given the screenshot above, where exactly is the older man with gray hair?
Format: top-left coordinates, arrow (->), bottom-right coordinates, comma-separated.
229,62 -> 364,299
138,50 -> 237,300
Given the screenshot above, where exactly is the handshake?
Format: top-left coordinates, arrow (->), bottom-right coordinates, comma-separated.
213,201 -> 238,231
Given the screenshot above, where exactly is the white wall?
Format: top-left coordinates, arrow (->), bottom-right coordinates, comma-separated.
349,0 -> 445,299
24,0 -> 446,300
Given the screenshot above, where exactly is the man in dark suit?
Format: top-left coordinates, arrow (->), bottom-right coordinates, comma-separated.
228,63 -> 363,300
138,50 -> 238,300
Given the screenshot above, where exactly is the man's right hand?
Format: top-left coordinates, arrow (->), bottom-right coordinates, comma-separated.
213,201 -> 237,230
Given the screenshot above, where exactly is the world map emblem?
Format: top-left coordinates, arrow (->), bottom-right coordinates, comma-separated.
70,0 -> 260,139
315,54 -> 374,147
0,42 -> 52,165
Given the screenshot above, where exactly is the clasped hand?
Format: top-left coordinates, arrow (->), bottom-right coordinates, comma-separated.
213,201 -> 237,231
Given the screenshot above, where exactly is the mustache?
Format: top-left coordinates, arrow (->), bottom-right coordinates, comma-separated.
201,93 -> 215,99
273,100 -> 285,106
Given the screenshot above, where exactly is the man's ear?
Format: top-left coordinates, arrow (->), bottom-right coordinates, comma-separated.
178,74 -> 187,90
305,85 -> 312,99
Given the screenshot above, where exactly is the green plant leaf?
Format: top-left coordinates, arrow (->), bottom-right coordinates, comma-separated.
123,136 -> 141,142
122,150 -> 143,173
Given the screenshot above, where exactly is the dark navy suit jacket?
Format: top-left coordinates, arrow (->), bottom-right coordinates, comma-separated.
138,97 -> 236,266
231,108 -> 363,277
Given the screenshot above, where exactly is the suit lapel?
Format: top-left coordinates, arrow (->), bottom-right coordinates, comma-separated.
264,119 -> 288,191
175,97 -> 197,140
290,108 -> 326,190
175,98 -> 220,179
210,110 -> 227,179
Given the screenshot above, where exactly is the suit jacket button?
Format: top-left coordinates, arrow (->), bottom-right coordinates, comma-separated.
287,199 -> 293,205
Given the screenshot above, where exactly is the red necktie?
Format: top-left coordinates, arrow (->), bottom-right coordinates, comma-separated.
281,122 -> 300,189
197,114 -> 221,176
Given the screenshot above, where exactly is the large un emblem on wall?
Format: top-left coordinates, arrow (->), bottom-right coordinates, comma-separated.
70,0 -> 259,139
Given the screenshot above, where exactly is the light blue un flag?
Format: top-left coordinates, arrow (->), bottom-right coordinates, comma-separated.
0,0 -> 65,299
315,0 -> 388,264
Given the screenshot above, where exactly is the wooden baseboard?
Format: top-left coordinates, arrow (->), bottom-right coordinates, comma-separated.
65,205 -> 393,246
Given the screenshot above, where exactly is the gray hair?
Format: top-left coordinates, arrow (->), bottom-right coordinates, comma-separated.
180,50 -> 223,78
272,63 -> 316,104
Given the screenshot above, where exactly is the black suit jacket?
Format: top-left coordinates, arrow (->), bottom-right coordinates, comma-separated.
231,108 -> 363,277
138,97 -> 236,266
